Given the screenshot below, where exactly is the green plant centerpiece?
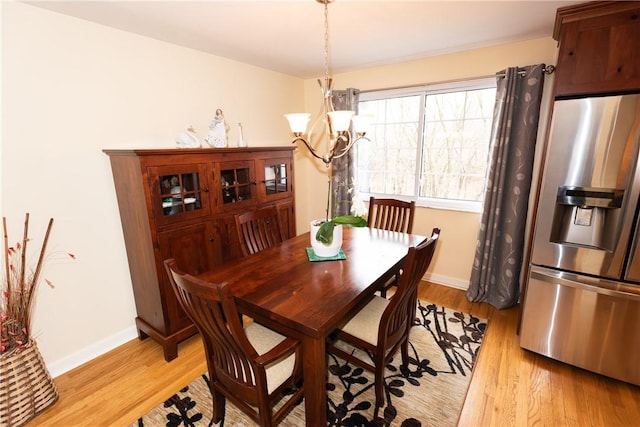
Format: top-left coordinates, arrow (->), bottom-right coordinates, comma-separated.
314,214 -> 366,245
309,170 -> 367,257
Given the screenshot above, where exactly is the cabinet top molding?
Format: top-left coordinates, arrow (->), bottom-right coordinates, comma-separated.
553,1 -> 640,42
103,146 -> 295,156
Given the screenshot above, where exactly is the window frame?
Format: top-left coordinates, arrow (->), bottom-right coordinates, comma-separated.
356,77 -> 496,213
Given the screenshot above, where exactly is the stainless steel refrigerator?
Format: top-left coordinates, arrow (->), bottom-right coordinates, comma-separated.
520,94 -> 640,386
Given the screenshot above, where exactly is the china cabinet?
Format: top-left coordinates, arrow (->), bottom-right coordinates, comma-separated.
104,147 -> 296,361
553,1 -> 640,97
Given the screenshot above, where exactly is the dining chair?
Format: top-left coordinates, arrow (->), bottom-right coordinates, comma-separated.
367,197 -> 417,297
235,206 -> 286,257
328,227 -> 440,409
164,258 -> 304,427
367,196 -> 416,233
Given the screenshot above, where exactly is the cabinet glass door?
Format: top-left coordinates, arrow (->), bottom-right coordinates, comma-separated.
149,164 -> 211,225
217,160 -> 257,212
258,158 -> 292,202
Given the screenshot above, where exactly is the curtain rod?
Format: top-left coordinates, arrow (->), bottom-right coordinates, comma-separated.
359,75 -> 493,94
360,64 -> 556,94
495,64 -> 556,78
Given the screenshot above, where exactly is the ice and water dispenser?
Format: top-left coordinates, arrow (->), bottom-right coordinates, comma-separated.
550,186 -> 624,251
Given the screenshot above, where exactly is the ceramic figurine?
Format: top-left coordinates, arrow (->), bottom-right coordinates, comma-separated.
205,108 -> 230,148
176,125 -> 200,148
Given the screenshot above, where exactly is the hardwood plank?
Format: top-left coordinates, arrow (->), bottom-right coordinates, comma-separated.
28,282 -> 640,426
31,335 -> 206,426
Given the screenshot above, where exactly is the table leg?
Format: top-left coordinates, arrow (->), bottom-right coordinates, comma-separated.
302,336 -> 327,426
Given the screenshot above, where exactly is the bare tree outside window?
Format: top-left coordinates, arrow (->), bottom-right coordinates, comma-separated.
356,80 -> 496,211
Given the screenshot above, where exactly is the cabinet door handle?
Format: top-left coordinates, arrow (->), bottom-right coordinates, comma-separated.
203,187 -> 209,193
251,181 -> 257,185
209,237 -> 215,243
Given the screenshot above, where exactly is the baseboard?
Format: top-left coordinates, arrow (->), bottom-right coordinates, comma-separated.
47,275 -> 466,378
423,272 -> 469,291
48,325 -> 139,378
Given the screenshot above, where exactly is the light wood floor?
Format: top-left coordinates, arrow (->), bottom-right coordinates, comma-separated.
29,282 -> 640,426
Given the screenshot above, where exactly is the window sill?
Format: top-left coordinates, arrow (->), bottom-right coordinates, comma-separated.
415,199 -> 482,213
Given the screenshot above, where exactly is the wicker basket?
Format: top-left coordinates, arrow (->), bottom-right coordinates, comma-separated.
0,340 -> 58,427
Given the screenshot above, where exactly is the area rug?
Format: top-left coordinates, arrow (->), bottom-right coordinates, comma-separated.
133,300 -> 487,427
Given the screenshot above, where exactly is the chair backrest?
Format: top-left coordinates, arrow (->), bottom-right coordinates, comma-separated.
235,206 -> 286,257
367,197 -> 416,233
163,259 -> 263,402
379,227 -> 440,349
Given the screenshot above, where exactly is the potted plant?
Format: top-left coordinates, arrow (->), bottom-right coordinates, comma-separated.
1,213 -> 73,425
313,215 -> 366,244
309,174 -> 367,257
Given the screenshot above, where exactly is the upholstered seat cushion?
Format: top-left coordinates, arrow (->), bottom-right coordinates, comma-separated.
245,322 -> 297,394
340,296 -> 390,346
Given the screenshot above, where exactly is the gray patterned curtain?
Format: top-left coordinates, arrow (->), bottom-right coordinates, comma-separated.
466,64 -> 546,309
331,88 -> 360,217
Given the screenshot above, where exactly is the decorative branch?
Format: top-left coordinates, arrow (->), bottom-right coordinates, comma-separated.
3,217 -> 11,315
20,213 -> 29,305
24,216 -> 54,337
1,213 -> 58,354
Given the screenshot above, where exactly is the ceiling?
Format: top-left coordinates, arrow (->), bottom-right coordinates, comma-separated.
25,0 -> 584,79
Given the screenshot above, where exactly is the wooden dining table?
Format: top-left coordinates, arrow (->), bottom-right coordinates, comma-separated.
197,226 -> 426,426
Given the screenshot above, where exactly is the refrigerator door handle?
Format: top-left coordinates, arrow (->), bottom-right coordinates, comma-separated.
626,232 -> 640,283
530,266 -> 640,301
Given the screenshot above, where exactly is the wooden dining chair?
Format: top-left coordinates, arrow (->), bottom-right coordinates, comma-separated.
368,197 -> 417,297
235,206 -> 286,257
367,196 -> 416,233
328,227 -> 440,409
164,259 -> 304,427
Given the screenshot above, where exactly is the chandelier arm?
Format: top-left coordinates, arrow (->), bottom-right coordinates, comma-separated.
354,135 -> 371,144
292,136 -> 333,165
327,133 -> 350,160
330,135 -> 370,161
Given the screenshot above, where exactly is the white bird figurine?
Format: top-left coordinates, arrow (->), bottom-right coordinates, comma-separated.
176,125 -> 201,148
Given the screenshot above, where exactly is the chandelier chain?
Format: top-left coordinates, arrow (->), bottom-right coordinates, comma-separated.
323,0 -> 330,86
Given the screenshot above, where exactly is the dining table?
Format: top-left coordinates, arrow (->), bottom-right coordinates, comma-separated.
197,225 -> 426,426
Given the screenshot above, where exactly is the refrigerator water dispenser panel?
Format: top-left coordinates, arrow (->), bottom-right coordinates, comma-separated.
550,186 -> 624,250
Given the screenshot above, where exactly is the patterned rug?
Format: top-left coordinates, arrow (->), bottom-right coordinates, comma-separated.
133,300 -> 487,427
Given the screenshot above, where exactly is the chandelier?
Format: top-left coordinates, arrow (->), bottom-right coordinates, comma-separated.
285,0 -> 371,166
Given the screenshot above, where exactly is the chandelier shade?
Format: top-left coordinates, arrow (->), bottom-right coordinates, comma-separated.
327,110 -> 354,132
284,113 -> 311,135
351,114 -> 373,135
285,0 -> 371,166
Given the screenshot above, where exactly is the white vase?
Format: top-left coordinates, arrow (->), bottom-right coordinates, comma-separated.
310,220 -> 343,257
237,122 -> 247,147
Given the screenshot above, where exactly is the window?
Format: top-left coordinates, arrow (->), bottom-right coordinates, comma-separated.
356,78 -> 496,212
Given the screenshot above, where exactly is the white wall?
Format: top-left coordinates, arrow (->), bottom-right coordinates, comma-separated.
1,2 -> 304,376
